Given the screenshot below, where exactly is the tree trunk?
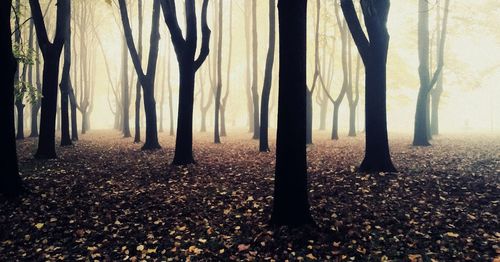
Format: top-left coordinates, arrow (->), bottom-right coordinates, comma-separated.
251,0 -> 260,139
60,0 -> 72,146
430,75 -> 443,135
306,89 -> 313,144
173,61 -> 196,164
142,83 -> 161,149
271,0 -> 313,227
35,52 -> 60,158
214,0 -> 223,144
319,99 -> 328,131
348,104 -> 357,137
30,44 -> 41,138
134,0 -> 143,143
360,57 -> 396,172
331,103 -> 340,140
0,0 -> 23,196
122,39 -> 132,138
16,103 -> 24,140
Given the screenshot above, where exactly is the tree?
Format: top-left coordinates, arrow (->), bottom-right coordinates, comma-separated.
134,0 -> 144,143
305,0 -> 323,145
30,0 -> 69,159
259,0 -> 276,152
121,37 -> 132,137
0,0 -> 23,196
59,0 -> 72,146
347,54 -> 361,137
250,0 -> 260,139
430,0 -> 450,137
118,0 -> 162,150
413,0 -> 450,146
220,0 -> 233,137
271,0 -> 313,227
213,0 -> 223,144
340,0 -> 396,172
160,0 -> 211,165
30,42 -> 42,138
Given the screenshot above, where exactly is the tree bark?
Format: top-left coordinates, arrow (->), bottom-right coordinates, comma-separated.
134,0 -> 143,143
259,0 -> 276,152
341,0 -> 396,172
271,0 -> 313,227
0,0 -> 23,196
59,0 -> 72,146
161,0 -> 211,165
251,0 -> 260,139
31,0 -> 69,159
214,0 -> 223,144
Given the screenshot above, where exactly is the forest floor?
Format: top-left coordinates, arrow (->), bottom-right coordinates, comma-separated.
1,130 -> 499,261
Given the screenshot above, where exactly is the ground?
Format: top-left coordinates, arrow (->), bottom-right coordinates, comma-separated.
1,131 -> 499,261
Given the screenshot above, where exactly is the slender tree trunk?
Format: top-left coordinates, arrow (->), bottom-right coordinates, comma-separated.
245,1 -> 253,133
30,24 -> 41,138
134,0 -> 143,142
122,39 -> 132,138
251,0 -> 260,139
60,0 -> 72,146
221,1 -> 233,137
331,103 -> 340,140
430,74 -> 443,135
214,0 -> 223,144
0,0 -> 23,196
271,0 -> 313,227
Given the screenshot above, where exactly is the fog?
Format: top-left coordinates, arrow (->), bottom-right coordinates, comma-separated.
37,0 -> 500,134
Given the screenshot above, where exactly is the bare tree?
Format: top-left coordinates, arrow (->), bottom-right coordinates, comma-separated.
160,0 -> 211,165
340,0 -> 396,172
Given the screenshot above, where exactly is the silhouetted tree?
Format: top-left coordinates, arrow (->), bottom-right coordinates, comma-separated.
251,0 -> 260,139
271,0 -> 313,227
430,0 -> 450,137
121,38 -> 132,137
134,0 -> 144,143
30,43 -> 42,138
119,0 -> 162,150
259,0 -> 276,152
347,54 -> 361,137
0,0 -> 23,196
340,0 -> 396,172
160,0 -> 211,165
30,0 -> 69,159
59,0 -> 72,146
220,0 -> 232,137
214,0 -> 223,144
413,0 -> 449,146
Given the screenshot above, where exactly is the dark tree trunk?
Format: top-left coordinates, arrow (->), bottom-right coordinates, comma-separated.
251,0 -> 260,139
174,61 -> 196,164
122,39 -> 132,138
30,30 -> 41,138
69,29 -> 78,141
271,0 -> 313,227
16,103 -> 24,140
259,0 -> 277,152
60,0 -> 72,146
161,0 -> 211,165
348,55 -> 361,137
134,0 -> 143,143
119,0 -> 161,150
341,0 -> 396,172
306,89 -> 313,144
0,0 -> 23,196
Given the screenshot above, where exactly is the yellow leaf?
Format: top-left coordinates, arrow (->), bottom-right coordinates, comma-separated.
198,238 -> 207,244
306,253 -> 317,260
136,245 -> 144,251
34,223 -> 44,230
146,248 -> 157,254
445,232 -> 459,238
